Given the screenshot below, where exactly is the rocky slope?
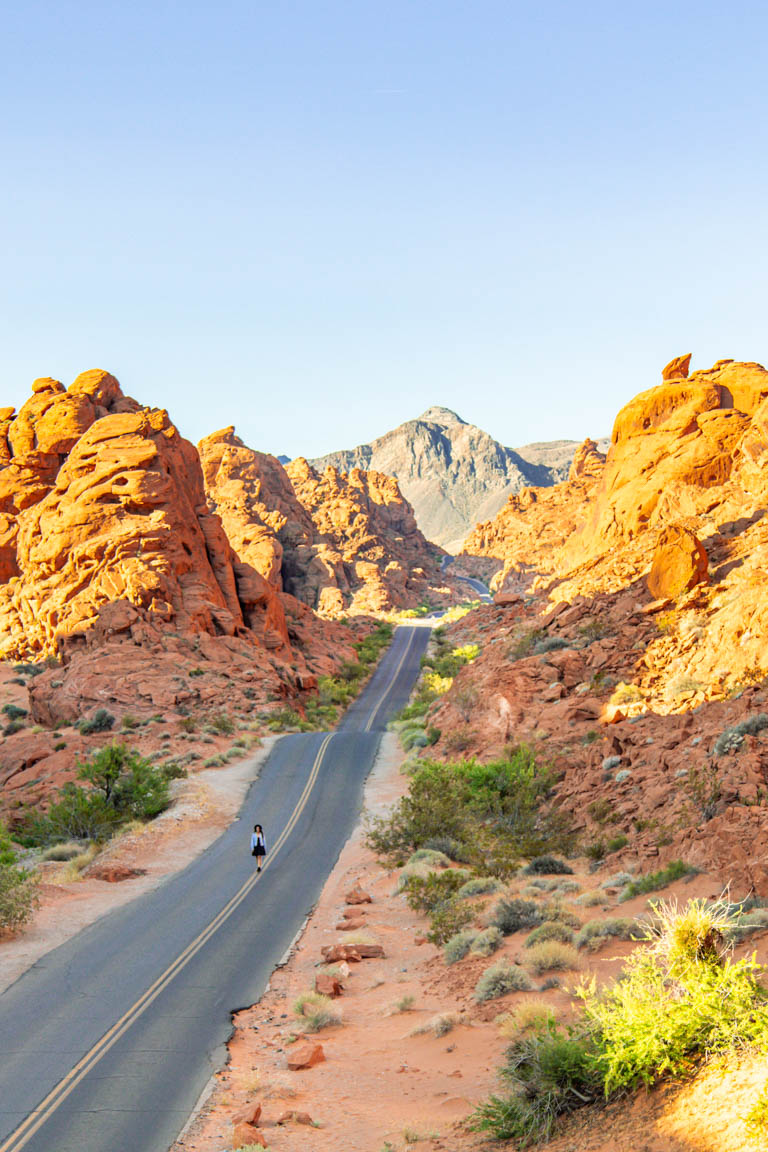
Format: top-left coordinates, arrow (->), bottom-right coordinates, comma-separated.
0,372 -> 360,817
423,356 -> 768,886
199,427 -> 459,617
311,406 -> 584,551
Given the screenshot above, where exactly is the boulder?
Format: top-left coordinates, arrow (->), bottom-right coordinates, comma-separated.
647,526 -> 708,600
320,945 -> 362,963
286,1040 -> 325,1070
336,917 -> 366,931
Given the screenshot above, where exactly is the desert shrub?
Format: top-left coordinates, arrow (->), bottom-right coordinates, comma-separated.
525,941 -> 580,974
510,628 -> 546,659
540,902 -> 581,929
392,994 -> 415,1013
0,824 -> 18,867
3,719 -> 25,735
534,636 -> 569,655
605,834 -> 628,853
427,897 -> 474,946
421,835 -> 463,859
472,1024 -> 598,1143
587,798 -> 615,825
471,926 -> 503,957
77,708 -> 115,735
611,681 -> 644,704
2,704 -> 27,721
498,1000 -> 558,1041
525,921 -> 575,948
619,860 -> 694,901
407,848 -> 451,868
524,877 -> 559,893
23,743 -> 170,845
0,861 -> 40,933
209,712 -> 235,735
578,899 -> 768,1094
555,879 -> 581,895
458,875 -> 503,898
576,918 -> 635,951
524,855 -> 573,876
576,890 -> 605,907
120,713 -> 138,730
403,868 -> 471,913
493,897 -> 542,936
41,841 -> 85,862
731,908 -> 768,943
178,716 -> 197,733
444,929 -> 478,964
475,961 -> 533,1002
367,745 -> 572,870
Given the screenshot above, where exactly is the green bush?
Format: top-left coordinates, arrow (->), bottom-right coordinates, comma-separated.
474,960 -> 533,1002
457,875 -> 503,898
2,703 -> 28,721
492,897 -> 542,936
444,929 -> 477,964
525,921 -> 576,948
426,897 -> 474,946
471,1024 -> 598,1144
524,855 -> 573,875
745,1083 -> 768,1141
77,708 -> 115,735
576,918 -> 635,951
0,862 -> 40,933
403,868 -> 470,914
470,926 -> 503,957
619,859 -> 694,901
579,934 -> 768,1093
23,743 -> 171,845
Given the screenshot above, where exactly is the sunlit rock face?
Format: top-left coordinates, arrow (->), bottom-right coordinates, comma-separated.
199,426 -> 459,617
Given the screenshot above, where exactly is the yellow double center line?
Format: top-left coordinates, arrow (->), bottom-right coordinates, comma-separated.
0,733 -> 334,1152
364,627 -> 418,732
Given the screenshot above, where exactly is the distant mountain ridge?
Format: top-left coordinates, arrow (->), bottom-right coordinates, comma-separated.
310,407 -> 587,550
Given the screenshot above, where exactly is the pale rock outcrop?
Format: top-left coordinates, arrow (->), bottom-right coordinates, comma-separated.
647,525 -> 709,600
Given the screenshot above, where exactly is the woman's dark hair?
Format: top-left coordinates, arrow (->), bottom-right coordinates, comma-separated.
255,824 -> 262,832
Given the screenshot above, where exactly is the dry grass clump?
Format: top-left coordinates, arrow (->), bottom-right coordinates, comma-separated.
41,841 -> 84,862
444,929 -> 477,964
391,994 -> 416,1013
293,990 -> 341,1032
497,999 -> 558,1041
525,941 -> 580,974
576,890 -> 606,907
410,1012 -> 460,1038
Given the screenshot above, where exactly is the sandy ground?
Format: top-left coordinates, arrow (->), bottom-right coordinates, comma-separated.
0,737 -> 278,994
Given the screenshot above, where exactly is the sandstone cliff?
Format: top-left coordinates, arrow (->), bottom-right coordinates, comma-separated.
311,406 -> 584,551
426,356 -> 768,884
199,427 -> 458,616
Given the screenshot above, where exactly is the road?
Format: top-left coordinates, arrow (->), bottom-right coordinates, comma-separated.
0,623 -> 431,1152
440,556 -> 493,603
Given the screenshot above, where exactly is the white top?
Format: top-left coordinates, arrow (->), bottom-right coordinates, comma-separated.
250,832 -> 266,849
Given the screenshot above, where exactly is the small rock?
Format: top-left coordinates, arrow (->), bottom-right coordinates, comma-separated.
232,1103 -> 262,1127
287,1041 -> 325,1071
232,1121 -> 267,1148
277,1110 -> 315,1126
336,917 -> 366,931
315,973 -> 343,997
345,885 -> 372,905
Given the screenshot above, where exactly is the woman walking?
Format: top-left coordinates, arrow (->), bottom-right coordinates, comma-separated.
250,824 -> 266,872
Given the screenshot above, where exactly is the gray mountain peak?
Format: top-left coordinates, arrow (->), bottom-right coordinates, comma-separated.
311,410 -> 582,551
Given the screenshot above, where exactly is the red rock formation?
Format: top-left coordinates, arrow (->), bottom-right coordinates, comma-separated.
199,428 -> 459,617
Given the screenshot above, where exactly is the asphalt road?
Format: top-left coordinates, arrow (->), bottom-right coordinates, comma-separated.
0,623 -> 431,1152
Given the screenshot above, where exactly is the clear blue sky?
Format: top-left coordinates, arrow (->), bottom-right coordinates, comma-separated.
2,1 -> 767,457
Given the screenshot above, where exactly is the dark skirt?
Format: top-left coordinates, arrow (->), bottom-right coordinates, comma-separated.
253,844 -> 266,857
